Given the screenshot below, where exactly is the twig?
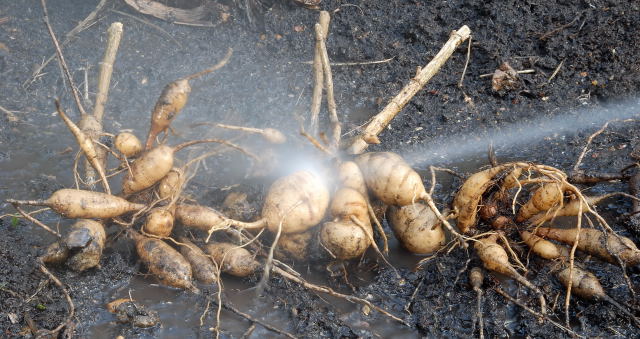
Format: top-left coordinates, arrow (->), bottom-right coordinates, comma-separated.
0,105 -> 20,123
573,120 -> 613,172
347,25 -> 471,154
222,299 -> 297,338
494,287 -> 583,338
548,59 -> 565,83
479,69 -> 534,78
40,0 -> 88,118
11,204 -> 61,238
93,22 -> 123,123
25,0 -> 108,87
315,23 -> 341,151
458,35 -> 472,88
300,57 -> 394,66
539,15 -> 580,40
36,260 -> 75,338
300,130 -> 333,156
309,11 -> 330,135
272,266 -> 409,326
257,201 -> 302,294
55,100 -> 111,194
110,9 -> 183,49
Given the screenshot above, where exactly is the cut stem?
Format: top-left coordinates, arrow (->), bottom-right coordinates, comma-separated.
347,25 -> 471,154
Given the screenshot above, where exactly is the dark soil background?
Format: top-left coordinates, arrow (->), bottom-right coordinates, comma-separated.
1,0 -> 640,338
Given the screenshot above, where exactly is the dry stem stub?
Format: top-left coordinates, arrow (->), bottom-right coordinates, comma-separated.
347,25 -> 471,154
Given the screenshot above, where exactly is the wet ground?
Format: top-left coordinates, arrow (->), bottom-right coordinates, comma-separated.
2,0 -> 640,337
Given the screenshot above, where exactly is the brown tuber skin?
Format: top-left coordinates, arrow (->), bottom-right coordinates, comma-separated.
355,152 -> 427,206
41,241 -> 70,266
388,203 -> 445,254
143,207 -> 175,237
145,79 -> 191,150
516,183 -> 565,222
130,230 -> 196,291
556,266 -> 606,300
7,189 -> 145,219
122,145 -> 175,195
178,237 -> 218,284
65,219 -> 106,271
453,164 -> 514,233
262,170 -> 330,234
115,132 -> 143,157
534,227 -> 640,266
205,242 -> 260,277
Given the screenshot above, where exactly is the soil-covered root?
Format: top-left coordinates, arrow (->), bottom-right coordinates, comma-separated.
204,242 -> 260,277
275,230 -> 314,261
107,298 -> 160,328
556,265 -> 640,327
534,227 -> 640,266
178,237 -> 218,284
388,203 -> 445,254
65,219 -> 106,271
129,230 -> 197,291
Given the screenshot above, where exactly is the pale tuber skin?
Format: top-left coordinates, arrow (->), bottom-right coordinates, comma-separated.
7,189 -> 145,219
122,145 -> 175,195
262,170 -> 330,234
275,230 -> 314,262
320,220 -> 371,260
520,231 -> 570,260
157,168 -> 184,200
355,152 -> 427,206
475,234 -> 546,315
115,132 -> 143,157
320,188 -> 373,260
143,207 -> 175,237
388,203 -> 445,254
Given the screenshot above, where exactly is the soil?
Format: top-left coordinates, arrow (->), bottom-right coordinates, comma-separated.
1,0 -> 640,338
